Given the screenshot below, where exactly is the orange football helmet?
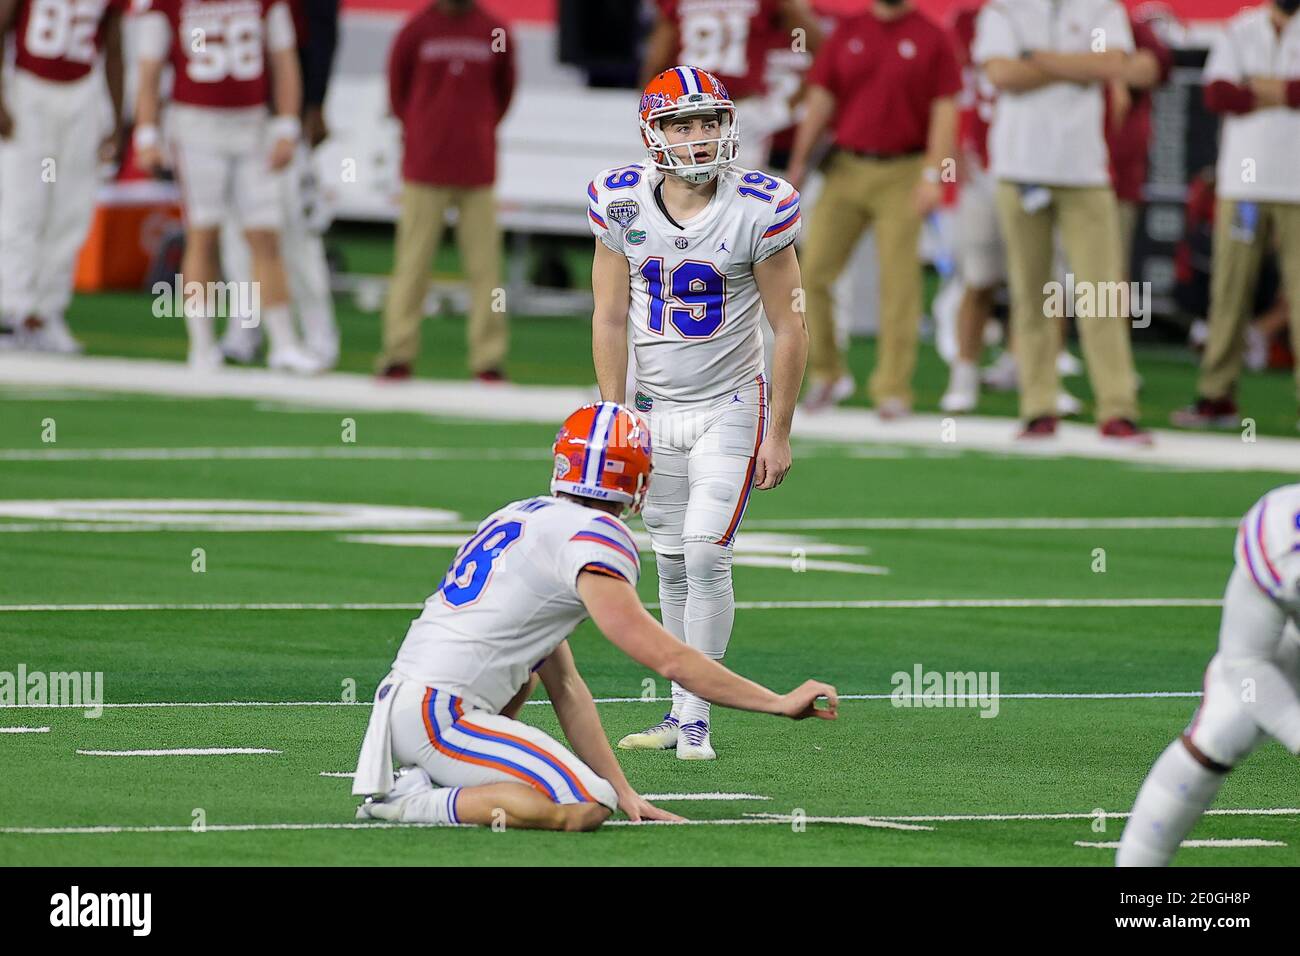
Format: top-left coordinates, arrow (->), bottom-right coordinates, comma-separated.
639,66 -> 739,184
551,402 -> 653,515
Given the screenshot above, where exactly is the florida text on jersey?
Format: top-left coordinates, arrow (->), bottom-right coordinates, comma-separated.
587,160 -> 799,404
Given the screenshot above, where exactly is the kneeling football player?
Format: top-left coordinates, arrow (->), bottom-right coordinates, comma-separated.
1117,483 -> 1300,865
352,402 -> 836,830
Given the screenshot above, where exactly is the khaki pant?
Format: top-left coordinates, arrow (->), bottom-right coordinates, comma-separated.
803,151 -> 923,405
994,182 -> 1140,422
378,182 -> 507,374
1199,198 -> 1300,403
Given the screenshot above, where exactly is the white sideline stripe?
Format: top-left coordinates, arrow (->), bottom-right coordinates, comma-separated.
6,809 -> 1297,837
3,354 -> 1298,473
0,690 -> 1205,711
319,771 -> 356,778
0,726 -> 50,733
0,816 -> 930,835
745,517 -> 1241,531
76,748 -> 282,757
0,447 -> 551,462
1076,839 -> 1286,849
0,598 -> 1225,612
815,807 -> 1300,823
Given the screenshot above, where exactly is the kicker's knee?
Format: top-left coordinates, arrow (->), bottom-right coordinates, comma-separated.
559,802 -> 611,832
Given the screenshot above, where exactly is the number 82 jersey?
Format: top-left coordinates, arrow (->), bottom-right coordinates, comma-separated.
589,162 -> 800,404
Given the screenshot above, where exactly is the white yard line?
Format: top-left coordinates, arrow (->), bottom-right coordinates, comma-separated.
76,748 -> 282,757
0,447 -> 551,462
0,598 -> 1224,612
0,690 -> 1204,711
801,807 -> 1300,823
1076,839 -> 1286,849
2,353 -> 1296,472
0,726 -> 50,733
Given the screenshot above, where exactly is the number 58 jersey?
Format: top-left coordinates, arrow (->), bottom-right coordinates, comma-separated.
589,162 -> 800,404
391,496 -> 642,715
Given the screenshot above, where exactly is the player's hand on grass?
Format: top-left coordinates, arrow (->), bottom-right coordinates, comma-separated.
776,680 -> 838,721
754,434 -> 791,489
618,789 -> 685,823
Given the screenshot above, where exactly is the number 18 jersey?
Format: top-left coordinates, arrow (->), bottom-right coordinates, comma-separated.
391,496 -> 642,715
588,162 -> 800,404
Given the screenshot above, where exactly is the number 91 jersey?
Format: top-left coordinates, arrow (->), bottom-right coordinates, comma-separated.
589,162 -> 800,404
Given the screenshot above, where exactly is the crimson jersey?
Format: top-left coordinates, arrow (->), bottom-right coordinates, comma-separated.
139,0 -> 286,107
657,0 -> 786,100
951,4 -> 994,171
13,0 -> 125,83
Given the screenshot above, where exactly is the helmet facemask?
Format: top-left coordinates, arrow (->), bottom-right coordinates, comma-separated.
642,99 -> 740,185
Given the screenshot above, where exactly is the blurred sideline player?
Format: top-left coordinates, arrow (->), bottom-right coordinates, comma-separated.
1117,483 -> 1300,866
589,67 -> 808,759
641,0 -> 822,169
352,402 -> 837,830
939,1 -> 1084,418
0,0 -> 125,352
219,0 -> 339,368
133,0 -> 325,373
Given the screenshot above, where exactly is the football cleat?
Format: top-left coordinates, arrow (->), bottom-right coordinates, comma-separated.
940,362 -> 979,413
188,344 -> 225,372
617,712 -> 679,750
356,766 -> 434,821
268,345 -> 328,375
552,401 -> 654,516
640,66 -> 738,185
1099,418 -> 1153,446
676,719 -> 716,761
800,374 -> 855,413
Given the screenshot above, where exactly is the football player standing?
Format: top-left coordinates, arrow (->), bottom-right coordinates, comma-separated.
1118,483 -> 1300,866
133,0 -> 324,373
589,66 -> 808,759
0,0 -> 126,352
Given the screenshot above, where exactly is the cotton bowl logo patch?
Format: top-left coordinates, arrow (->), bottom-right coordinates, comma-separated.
627,229 -> 647,245
607,199 -> 640,228
554,454 -> 571,478
634,390 -> 654,413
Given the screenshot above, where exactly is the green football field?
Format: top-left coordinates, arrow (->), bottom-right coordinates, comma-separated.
1,379 -> 1298,866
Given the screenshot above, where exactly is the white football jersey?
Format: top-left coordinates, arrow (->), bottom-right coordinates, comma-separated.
1235,483 -> 1300,615
390,495 -> 641,714
588,161 -> 800,404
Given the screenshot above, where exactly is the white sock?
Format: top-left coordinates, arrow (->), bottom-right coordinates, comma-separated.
1116,739 -> 1226,867
183,295 -> 215,357
260,303 -> 301,353
389,785 -> 462,824
656,552 -> 688,719
675,542 -> 735,727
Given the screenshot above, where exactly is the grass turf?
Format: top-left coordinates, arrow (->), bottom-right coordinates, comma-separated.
1,389 -> 1297,865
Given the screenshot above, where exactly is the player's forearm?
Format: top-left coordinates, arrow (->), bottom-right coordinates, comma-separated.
1124,49 -> 1162,89
133,62 -> 164,127
104,18 -> 126,132
592,317 -> 628,403
271,48 -> 303,120
923,97 -> 956,175
789,86 -> 834,170
549,677 -> 635,794
1031,50 -> 1126,84
982,58 -> 1055,93
767,320 -> 807,441
659,641 -> 783,715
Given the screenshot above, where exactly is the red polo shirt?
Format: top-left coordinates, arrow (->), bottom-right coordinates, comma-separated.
807,7 -> 961,156
1106,15 -> 1173,203
388,3 -> 516,188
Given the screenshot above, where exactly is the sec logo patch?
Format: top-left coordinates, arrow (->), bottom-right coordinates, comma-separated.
674,237 -> 689,249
